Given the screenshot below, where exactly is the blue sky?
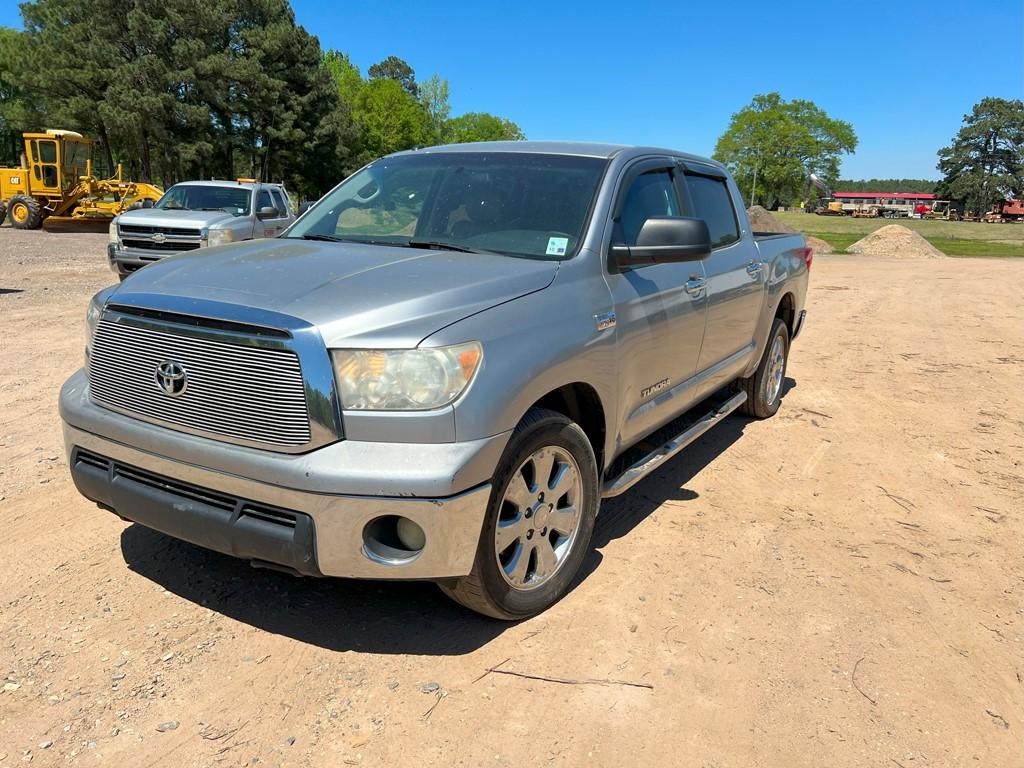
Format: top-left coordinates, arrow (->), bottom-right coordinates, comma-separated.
4,1 -> 1022,179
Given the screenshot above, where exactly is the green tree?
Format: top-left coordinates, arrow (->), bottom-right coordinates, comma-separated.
447,112 -> 524,144
5,0 -> 352,195
0,27 -> 40,166
713,93 -> 857,209
352,77 -> 430,160
367,55 -> 418,98
418,73 -> 450,144
323,50 -> 363,104
937,97 -> 1024,214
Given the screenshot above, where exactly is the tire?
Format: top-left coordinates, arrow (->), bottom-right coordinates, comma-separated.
0,202 -> 6,227
737,318 -> 790,419
439,408 -> 600,620
8,195 -> 43,230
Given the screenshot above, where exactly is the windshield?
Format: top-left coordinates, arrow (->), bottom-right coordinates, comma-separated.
63,140 -> 91,179
287,152 -> 608,259
155,184 -> 252,215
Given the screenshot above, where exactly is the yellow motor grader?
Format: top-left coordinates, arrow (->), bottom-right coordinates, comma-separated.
0,129 -> 163,229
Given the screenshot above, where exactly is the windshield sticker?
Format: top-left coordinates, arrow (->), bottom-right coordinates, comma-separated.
546,237 -> 569,256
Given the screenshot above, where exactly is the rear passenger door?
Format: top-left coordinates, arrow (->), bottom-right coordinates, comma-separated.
683,167 -> 765,374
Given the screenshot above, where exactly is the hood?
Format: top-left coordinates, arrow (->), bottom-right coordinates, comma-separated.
117,208 -> 239,230
114,238 -> 558,347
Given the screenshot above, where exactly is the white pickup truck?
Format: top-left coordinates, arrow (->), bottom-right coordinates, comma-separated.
108,180 -> 295,279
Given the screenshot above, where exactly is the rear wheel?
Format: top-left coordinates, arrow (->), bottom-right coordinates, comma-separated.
8,195 -> 43,230
439,408 -> 599,619
737,318 -> 790,419
0,202 -> 6,227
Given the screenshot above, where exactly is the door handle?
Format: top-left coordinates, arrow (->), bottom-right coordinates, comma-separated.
685,277 -> 706,296
746,260 -> 763,276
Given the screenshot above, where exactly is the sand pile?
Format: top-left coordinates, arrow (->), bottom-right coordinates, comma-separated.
847,225 -> 944,259
747,206 -> 798,234
805,236 -> 833,254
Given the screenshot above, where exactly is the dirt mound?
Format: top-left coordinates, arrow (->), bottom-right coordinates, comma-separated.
805,236 -> 833,255
746,205 -> 798,234
847,225 -> 944,259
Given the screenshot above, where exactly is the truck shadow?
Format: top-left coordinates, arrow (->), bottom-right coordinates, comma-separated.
119,380 -> 794,655
592,416 -> 747,548
119,522 -> 547,655
592,376 -> 796,547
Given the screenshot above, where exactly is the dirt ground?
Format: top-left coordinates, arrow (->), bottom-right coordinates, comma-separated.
1,226 -> 1021,767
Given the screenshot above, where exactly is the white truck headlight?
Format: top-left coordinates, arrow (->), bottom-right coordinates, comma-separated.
331,342 -> 482,410
205,229 -> 234,248
108,218 -> 119,244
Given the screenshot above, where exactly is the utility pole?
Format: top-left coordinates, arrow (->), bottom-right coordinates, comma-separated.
749,147 -> 760,208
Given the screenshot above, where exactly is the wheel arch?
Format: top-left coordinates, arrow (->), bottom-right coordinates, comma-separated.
775,291 -> 796,337
527,382 -> 607,473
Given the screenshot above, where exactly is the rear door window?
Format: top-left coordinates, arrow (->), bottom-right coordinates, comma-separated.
685,174 -> 740,248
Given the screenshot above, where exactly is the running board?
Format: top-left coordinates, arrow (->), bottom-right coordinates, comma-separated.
601,391 -> 747,498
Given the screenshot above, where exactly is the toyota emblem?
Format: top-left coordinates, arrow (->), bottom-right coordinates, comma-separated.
155,360 -> 188,396
152,233 -> 166,243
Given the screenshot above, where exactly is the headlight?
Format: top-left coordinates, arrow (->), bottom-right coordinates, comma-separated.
206,229 -> 234,248
331,342 -> 482,410
85,287 -> 114,364
108,218 -> 119,244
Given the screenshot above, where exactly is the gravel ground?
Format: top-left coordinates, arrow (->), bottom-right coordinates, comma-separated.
1,224 -> 1022,767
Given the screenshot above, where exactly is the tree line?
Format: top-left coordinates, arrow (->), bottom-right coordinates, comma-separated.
834,179 -> 937,194
0,0 -> 524,198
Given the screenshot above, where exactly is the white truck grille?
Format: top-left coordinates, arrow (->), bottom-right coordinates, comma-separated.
88,316 -> 312,448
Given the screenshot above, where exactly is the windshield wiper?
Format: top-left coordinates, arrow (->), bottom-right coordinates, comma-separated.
405,239 -> 498,255
295,234 -> 383,245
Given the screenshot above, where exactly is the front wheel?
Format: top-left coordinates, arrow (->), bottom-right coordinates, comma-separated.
737,318 -> 790,418
439,408 -> 599,619
8,195 -> 43,230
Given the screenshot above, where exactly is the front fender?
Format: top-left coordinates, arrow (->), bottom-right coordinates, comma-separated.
425,253 -> 618,461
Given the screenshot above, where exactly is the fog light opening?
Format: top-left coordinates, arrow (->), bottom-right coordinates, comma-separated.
362,515 -> 425,565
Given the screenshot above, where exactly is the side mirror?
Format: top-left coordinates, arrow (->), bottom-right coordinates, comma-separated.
610,217 -> 712,270
256,206 -> 279,220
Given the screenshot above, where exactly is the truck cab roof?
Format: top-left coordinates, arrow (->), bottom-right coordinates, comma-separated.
390,140 -> 728,171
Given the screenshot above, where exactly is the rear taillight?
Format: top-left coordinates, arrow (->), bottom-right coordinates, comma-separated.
803,246 -> 813,269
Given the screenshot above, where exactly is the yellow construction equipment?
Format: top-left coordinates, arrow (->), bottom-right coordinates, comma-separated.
0,129 -> 163,229
923,200 -> 960,221
815,200 -> 846,216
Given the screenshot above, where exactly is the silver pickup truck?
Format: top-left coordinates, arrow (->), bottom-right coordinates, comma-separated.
62,142 -> 809,619
107,180 -> 295,279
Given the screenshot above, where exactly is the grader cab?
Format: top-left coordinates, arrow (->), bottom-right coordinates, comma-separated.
0,129 -> 163,229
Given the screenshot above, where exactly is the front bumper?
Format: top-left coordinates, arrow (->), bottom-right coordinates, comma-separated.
61,370 -> 506,579
108,243 -> 180,274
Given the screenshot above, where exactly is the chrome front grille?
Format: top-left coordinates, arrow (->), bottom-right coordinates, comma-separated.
117,224 -> 203,253
88,315 -> 312,448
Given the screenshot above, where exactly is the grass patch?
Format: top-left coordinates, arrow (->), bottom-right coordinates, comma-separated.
923,238 -> 1024,258
773,211 -> 1024,257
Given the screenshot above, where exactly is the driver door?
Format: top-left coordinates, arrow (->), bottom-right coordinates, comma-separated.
30,139 -> 61,195
605,160 -> 709,448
